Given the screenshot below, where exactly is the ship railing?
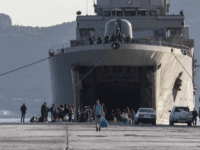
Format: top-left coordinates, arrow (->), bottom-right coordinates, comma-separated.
49,44 -> 70,54
49,40 -> 192,57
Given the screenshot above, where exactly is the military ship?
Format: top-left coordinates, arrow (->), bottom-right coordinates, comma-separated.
48,0 -> 195,124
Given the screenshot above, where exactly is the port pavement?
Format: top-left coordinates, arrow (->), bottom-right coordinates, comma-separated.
0,121 -> 199,150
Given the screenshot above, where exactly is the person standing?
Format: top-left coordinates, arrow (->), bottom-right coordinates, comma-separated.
20,103 -> 27,123
97,35 -> 102,44
71,104 -> 76,122
41,102 -> 46,122
192,108 -> 199,126
93,100 -> 104,131
116,108 -> 121,123
89,35 -> 94,45
68,104 -> 72,122
84,106 -> 89,122
131,109 -> 135,124
104,33 -> 110,44
76,107 -> 81,122
44,103 -> 50,122
50,104 -> 56,121
126,35 -> 131,44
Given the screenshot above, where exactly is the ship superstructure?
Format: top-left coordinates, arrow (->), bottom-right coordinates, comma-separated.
48,0 -> 195,124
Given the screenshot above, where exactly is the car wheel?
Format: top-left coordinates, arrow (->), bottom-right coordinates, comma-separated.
169,121 -> 174,126
187,122 -> 191,126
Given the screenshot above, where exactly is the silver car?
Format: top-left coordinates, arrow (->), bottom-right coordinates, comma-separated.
169,106 -> 193,126
135,108 -> 157,125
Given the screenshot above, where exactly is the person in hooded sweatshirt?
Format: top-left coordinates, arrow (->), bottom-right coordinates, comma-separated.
20,103 -> 27,123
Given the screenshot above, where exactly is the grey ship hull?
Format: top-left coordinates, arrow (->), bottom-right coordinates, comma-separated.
49,44 -> 194,124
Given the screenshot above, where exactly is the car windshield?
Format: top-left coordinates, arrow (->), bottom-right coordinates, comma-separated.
174,107 -> 189,112
139,109 -> 155,113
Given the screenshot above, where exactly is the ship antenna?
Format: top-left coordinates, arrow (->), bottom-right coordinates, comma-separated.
86,0 -> 88,15
115,5 -> 117,35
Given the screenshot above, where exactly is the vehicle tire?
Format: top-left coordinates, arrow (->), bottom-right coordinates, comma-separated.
152,120 -> 156,125
169,121 -> 174,126
187,122 -> 191,126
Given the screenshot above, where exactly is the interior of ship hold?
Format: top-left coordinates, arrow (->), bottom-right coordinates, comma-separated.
75,65 -> 155,119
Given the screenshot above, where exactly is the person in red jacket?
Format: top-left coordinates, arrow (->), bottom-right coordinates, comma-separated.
116,108 -> 121,123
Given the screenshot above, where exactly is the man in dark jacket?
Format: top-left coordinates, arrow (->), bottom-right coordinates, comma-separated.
89,36 -> 94,45
192,108 -> 199,126
104,34 -> 110,44
127,35 -> 131,43
50,104 -> 56,121
20,103 -> 27,123
97,35 -> 102,44
41,102 -> 46,122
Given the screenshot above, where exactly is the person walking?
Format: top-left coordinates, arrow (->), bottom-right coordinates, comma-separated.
41,102 -> 46,122
93,100 -> 104,131
50,104 -> 56,121
20,103 -> 27,123
192,108 -> 199,126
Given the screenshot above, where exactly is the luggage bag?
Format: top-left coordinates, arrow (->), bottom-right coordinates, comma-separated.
101,117 -> 108,128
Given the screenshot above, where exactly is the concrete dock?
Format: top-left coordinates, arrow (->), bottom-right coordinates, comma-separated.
0,122 -> 200,150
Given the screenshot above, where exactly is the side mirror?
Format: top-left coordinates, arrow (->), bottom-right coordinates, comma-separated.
168,110 -> 171,112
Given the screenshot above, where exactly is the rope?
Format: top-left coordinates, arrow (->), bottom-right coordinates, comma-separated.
0,57 -> 49,77
28,49 -> 113,122
171,52 -> 200,89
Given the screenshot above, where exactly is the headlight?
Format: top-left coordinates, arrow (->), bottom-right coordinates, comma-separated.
151,115 -> 156,117
139,115 -> 144,117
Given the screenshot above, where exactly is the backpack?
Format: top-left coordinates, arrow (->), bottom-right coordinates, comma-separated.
94,105 -> 102,117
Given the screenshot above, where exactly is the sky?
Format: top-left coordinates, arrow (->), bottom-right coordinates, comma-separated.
0,0 -> 96,27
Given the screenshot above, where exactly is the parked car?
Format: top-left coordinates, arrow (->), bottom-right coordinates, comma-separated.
169,106 -> 193,126
135,108 -> 157,125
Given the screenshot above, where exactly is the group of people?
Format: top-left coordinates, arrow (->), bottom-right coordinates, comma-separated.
29,102 -> 76,123
20,103 -> 199,127
108,107 -> 135,124
89,33 -> 132,45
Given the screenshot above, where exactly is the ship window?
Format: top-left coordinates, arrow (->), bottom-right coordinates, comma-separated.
127,66 -> 131,73
125,11 -> 136,16
104,11 -> 111,16
118,66 -> 122,72
149,11 -> 156,16
112,66 -> 117,72
104,66 -> 108,74
138,10 -> 148,16
112,11 -> 122,16
79,28 -> 95,45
